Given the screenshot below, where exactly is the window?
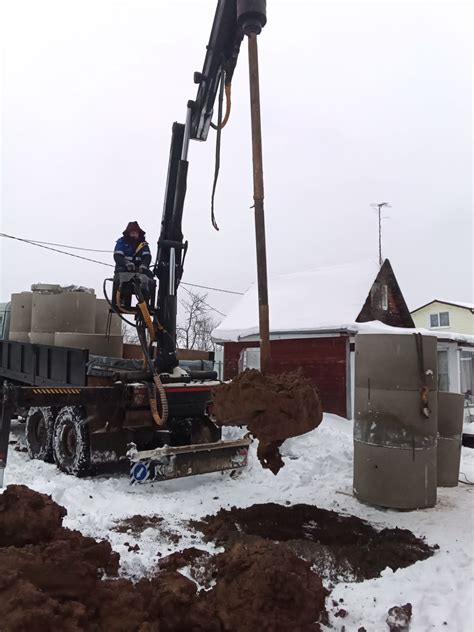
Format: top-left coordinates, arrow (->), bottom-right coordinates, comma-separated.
370,283 -> 389,311
438,350 -> 449,391
430,311 -> 450,328
460,350 -> 474,403
381,284 -> 388,311
439,311 -> 450,327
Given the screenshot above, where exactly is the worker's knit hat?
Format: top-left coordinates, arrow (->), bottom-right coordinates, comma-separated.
123,222 -> 145,240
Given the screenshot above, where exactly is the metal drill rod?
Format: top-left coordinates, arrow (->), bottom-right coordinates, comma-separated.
247,32 -> 271,374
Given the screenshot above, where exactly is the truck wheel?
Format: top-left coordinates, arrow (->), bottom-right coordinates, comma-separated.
191,416 -> 222,444
25,407 -> 55,462
53,407 -> 91,476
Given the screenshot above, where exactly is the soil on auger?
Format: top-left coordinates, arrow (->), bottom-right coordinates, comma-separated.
212,369 -> 323,473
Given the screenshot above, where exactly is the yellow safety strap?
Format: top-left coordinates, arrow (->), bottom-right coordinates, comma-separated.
134,241 -> 148,256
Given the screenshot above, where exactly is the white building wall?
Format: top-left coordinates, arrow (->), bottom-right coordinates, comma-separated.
213,345 -> 224,380
349,339 -> 355,420
437,341 -> 461,393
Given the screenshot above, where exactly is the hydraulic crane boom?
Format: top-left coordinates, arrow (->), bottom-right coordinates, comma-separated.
153,0 -> 267,375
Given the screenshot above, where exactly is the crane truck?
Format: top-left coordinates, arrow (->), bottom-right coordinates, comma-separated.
0,0 -> 268,487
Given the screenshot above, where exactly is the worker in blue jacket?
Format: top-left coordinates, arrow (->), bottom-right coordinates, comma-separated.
113,221 -> 151,274
113,222 -> 152,308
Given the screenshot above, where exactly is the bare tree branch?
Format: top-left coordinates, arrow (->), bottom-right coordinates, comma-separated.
123,322 -> 139,344
177,290 -> 219,351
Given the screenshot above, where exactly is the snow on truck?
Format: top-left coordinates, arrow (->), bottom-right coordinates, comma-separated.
0,0 -> 270,486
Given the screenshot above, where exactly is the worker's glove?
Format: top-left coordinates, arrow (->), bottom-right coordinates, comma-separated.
139,265 -> 148,274
126,262 -> 135,272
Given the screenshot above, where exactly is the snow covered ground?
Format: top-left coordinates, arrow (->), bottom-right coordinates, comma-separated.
3,414 -> 474,631
463,411 -> 474,438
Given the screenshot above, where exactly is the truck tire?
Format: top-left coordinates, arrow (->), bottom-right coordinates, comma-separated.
25,407 -> 55,462
53,407 -> 91,476
191,416 -> 222,444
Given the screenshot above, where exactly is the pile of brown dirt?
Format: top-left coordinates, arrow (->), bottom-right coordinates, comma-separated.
159,546 -> 207,571
159,546 -> 214,589
194,502 -> 435,584
200,540 -> 327,631
158,541 -> 327,631
0,486 -> 144,632
0,484 -> 66,547
113,514 -> 163,534
212,369 -> 323,473
0,486 -> 328,631
114,514 -> 182,544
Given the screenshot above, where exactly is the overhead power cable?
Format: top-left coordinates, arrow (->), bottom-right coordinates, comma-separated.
20,238 -> 112,253
181,284 -> 226,317
180,281 -> 242,296
0,232 -> 113,267
1,231 -> 228,317
0,232 -> 244,295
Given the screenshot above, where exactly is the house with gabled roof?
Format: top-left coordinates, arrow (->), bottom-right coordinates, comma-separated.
212,259 -> 415,418
212,260 -> 474,420
411,299 -> 474,336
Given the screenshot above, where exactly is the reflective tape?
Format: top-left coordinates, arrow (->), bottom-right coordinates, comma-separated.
32,387 -> 82,395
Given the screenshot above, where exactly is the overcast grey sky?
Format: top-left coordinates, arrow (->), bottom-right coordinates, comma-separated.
1,0 -> 472,320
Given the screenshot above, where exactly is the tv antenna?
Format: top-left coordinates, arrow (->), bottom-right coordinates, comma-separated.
371,202 -> 391,266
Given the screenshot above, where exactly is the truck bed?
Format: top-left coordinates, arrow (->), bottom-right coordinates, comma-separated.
0,340 -> 88,387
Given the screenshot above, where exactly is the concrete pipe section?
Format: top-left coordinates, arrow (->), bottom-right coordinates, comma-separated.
31,292 -> 59,333
55,292 -> 96,334
54,333 -> 123,358
30,332 -> 55,345
8,331 -> 30,343
10,292 -> 32,332
353,333 -> 438,509
437,392 -> 464,487
95,299 -> 122,336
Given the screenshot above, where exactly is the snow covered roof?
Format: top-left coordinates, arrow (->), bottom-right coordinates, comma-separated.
212,260 -> 380,342
212,261 -> 474,346
411,299 -> 474,313
347,320 -> 474,346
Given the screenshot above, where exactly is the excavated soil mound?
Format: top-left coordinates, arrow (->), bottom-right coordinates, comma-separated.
199,540 -> 327,632
0,484 -> 66,547
194,502 -> 435,583
159,546 -> 212,573
0,486 -> 328,632
113,514 -> 163,534
114,514 -> 182,544
0,487 -> 150,632
212,369 -> 323,473
159,542 -> 327,631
